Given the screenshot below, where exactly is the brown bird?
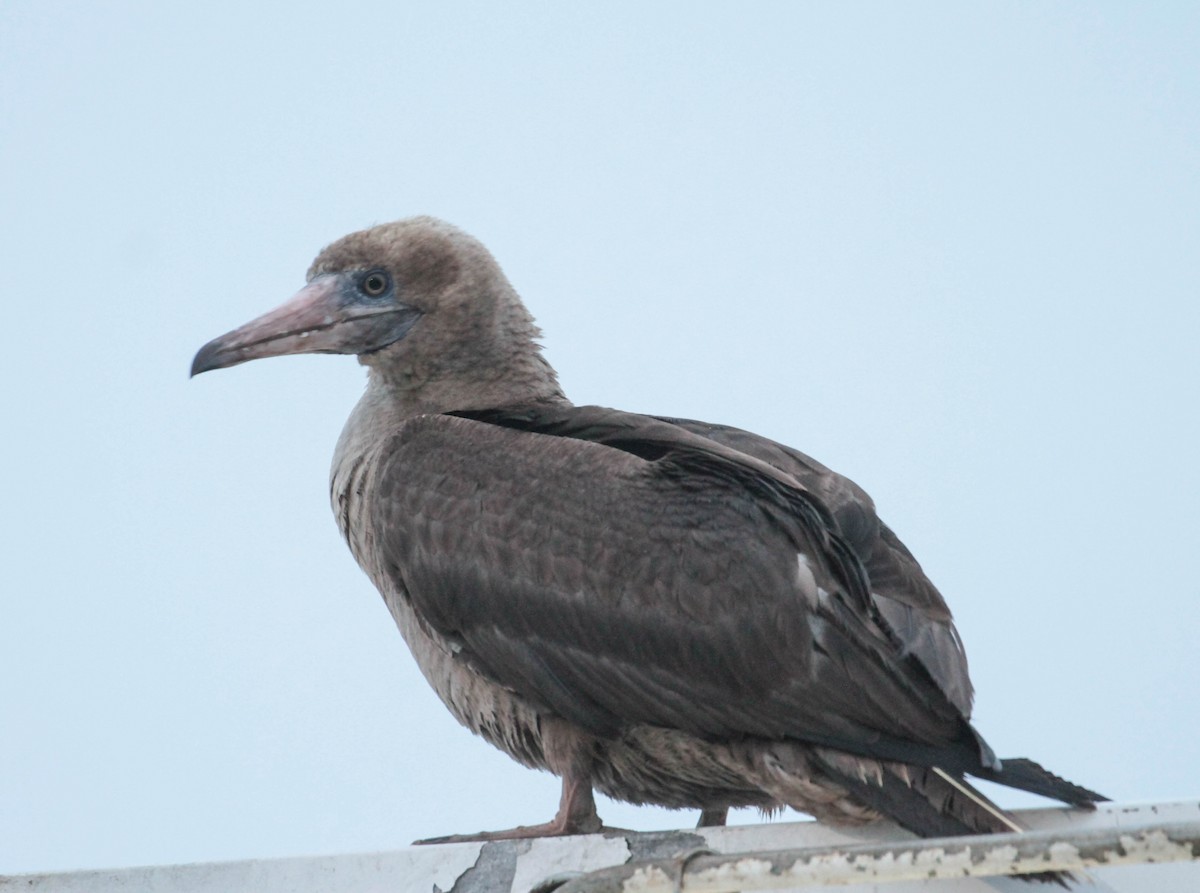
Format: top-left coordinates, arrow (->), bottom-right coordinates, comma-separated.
192,217 -> 1104,850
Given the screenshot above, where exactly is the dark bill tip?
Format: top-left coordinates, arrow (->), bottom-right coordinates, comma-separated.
190,340 -> 227,377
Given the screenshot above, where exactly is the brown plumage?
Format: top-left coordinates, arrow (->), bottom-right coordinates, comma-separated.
192,217 -> 1104,861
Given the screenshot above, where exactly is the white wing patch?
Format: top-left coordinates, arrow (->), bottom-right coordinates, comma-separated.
795,553 -> 821,607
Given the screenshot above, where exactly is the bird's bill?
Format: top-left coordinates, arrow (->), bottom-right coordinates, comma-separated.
190,274 -> 420,376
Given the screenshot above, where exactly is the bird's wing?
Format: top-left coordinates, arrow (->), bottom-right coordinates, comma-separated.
369,407 -> 991,772
653,415 -> 974,717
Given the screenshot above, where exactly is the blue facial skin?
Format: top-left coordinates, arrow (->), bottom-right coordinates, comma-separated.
335,269 -> 424,355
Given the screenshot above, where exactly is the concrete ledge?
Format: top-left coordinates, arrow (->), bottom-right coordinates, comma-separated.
4,800 -> 1197,892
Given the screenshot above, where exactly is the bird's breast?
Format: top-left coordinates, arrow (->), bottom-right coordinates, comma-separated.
330,425 -> 551,771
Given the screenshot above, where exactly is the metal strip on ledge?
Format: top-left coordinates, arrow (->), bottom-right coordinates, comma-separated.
4,800 -> 1198,893
549,819 -> 1200,893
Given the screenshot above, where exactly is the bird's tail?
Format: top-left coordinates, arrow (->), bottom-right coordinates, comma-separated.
812,749 -> 1021,836
809,749 -> 1104,886
977,757 -> 1108,809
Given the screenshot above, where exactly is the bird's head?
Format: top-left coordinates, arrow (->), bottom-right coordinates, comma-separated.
191,217 -> 561,408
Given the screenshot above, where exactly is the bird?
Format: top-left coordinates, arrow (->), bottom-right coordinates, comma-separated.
192,216 -> 1104,854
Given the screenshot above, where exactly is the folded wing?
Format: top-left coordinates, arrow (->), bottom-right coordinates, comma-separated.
369,409 -> 994,775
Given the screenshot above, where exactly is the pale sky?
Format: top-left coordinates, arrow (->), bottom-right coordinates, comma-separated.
2,2 -> 1197,876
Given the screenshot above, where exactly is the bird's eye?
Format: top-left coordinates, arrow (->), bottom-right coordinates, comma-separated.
361,271 -> 390,297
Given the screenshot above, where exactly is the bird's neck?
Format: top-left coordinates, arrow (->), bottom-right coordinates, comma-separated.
363,337 -> 566,417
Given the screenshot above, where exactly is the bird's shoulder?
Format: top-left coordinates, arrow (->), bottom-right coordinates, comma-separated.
371,404 -> 849,598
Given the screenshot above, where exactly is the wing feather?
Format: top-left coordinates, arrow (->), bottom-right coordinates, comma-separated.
372,410 -> 987,772
653,414 -> 973,716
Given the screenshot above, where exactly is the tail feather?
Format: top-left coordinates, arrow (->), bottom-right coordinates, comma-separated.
929,766 -> 1024,833
810,751 -> 1078,886
979,758 -> 1108,809
812,750 -> 1018,837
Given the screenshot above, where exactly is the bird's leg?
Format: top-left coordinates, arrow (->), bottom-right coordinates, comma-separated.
414,772 -> 602,844
553,768 -> 604,834
415,722 -> 608,845
696,807 -> 728,828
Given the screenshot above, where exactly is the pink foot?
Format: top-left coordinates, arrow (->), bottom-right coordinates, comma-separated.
415,815 -> 613,845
